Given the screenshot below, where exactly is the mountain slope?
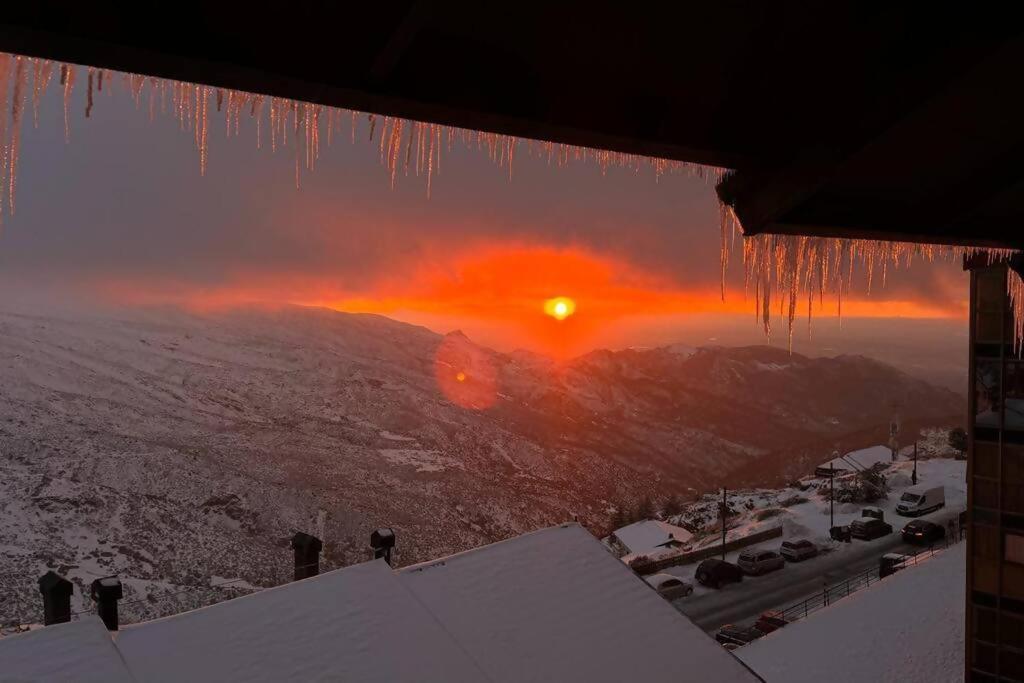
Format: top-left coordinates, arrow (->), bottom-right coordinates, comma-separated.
0,305 -> 961,625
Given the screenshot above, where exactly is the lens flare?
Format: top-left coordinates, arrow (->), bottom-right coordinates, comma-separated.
544,296 -> 576,321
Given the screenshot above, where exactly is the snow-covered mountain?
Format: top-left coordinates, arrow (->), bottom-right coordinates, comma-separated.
0,305 -> 961,625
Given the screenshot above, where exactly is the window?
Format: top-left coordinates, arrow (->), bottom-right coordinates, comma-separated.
900,492 -> 921,503
976,526 -> 1001,559
975,478 -> 1000,510
1007,532 -> 1024,565
976,360 -> 1002,429
974,605 -> 999,643
976,442 -> 1000,479
975,269 -> 1005,344
1007,363 -> 1024,431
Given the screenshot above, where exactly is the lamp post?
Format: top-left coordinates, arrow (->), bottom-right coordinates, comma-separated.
721,487 -> 727,561
912,441 -> 918,485
830,463 -> 835,529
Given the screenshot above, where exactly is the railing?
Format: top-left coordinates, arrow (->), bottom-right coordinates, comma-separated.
775,531 -> 964,626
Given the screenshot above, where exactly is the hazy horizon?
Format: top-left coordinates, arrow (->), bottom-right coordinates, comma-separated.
0,64 -> 974,365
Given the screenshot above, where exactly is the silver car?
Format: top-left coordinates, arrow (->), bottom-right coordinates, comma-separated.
779,539 -> 819,562
643,573 -> 694,600
737,549 -> 785,576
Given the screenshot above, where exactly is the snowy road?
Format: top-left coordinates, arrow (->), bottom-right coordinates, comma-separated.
672,506 -> 962,632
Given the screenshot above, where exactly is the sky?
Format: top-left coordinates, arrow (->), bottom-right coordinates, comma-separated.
0,66 -> 972,369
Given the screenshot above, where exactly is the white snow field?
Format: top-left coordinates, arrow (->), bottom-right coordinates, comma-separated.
738,542 -> 965,682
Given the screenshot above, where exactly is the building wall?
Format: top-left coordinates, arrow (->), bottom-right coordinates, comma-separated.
968,264 -> 1024,682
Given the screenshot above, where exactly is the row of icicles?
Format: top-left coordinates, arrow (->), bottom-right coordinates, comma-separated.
719,205 -> 1023,351
0,51 -> 1018,349
0,51 -> 714,223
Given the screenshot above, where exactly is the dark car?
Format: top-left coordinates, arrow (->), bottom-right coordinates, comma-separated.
715,624 -> 765,647
696,558 -> 744,589
754,610 -> 790,634
850,518 -> 893,541
901,519 -> 946,545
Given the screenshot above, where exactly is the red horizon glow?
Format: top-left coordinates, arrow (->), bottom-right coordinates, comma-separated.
93,243 -> 967,358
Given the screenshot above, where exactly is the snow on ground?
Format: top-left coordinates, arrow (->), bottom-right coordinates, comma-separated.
737,542 -> 965,683
660,454 -> 965,601
376,448 -> 463,472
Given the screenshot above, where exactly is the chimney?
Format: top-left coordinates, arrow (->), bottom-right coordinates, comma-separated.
90,577 -> 123,631
290,532 -> 323,581
370,528 -> 396,566
38,571 -> 73,625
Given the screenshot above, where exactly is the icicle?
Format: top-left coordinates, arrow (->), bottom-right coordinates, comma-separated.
85,68 -> 94,118
8,58 -> 26,216
1010,268 -> 1024,356
62,64 -> 74,142
723,230 -> 1020,351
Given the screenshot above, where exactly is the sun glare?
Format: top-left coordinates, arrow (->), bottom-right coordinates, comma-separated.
544,297 -> 576,321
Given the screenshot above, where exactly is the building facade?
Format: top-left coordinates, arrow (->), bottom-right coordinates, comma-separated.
969,263 -> 1024,682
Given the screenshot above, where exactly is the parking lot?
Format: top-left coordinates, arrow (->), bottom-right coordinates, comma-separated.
668,506 -> 962,633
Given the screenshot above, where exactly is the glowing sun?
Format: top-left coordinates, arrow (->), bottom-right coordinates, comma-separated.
544,297 -> 576,321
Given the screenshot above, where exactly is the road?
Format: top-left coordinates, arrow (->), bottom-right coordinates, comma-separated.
671,507 -> 961,633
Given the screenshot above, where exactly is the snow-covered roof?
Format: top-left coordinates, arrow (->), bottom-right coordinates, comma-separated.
817,445 -> 893,472
398,523 -> 756,683
737,543 -> 965,683
114,559 -> 486,683
612,519 -> 694,554
0,617 -> 136,683
6,524 -> 760,682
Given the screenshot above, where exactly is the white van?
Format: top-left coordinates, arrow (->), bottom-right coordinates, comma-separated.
896,485 -> 945,517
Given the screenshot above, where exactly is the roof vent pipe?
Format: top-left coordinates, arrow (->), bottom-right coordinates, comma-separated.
370,528 -> 396,567
290,532 -> 323,581
38,571 -> 73,625
90,577 -> 123,631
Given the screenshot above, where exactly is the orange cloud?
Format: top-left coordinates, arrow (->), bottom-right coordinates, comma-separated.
94,243 -> 966,357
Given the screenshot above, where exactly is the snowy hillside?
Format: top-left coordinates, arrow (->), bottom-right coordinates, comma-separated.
0,305 -> 962,626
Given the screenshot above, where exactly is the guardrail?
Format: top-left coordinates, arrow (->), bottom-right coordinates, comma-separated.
775,531 -> 963,625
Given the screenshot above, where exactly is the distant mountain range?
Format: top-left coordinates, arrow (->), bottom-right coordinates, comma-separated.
0,305 -> 962,625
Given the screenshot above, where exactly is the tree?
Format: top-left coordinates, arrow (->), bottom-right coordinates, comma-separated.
662,493 -> 684,519
609,503 -> 629,531
948,427 -> 968,456
634,496 -> 654,522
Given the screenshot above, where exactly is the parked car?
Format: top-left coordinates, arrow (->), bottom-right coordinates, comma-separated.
695,558 -> 744,589
896,485 -> 945,517
830,525 -> 852,543
861,506 -> 885,521
850,518 -> 893,540
643,573 -> 694,600
737,549 -> 785,576
754,610 -> 790,634
901,519 -> 946,545
879,552 -> 913,578
716,624 -> 765,647
779,539 -> 819,562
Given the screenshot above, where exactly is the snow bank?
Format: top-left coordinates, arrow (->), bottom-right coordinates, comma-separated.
738,543 -> 965,683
